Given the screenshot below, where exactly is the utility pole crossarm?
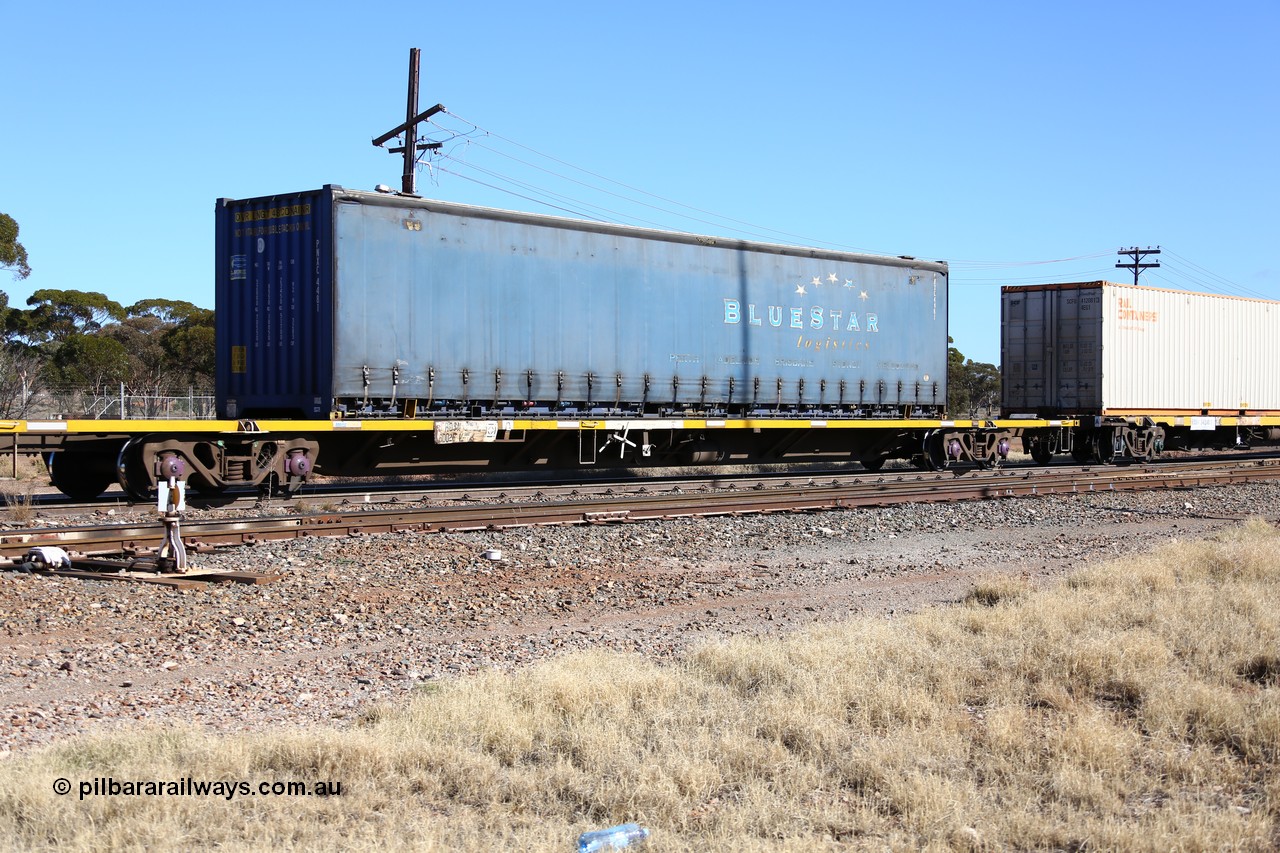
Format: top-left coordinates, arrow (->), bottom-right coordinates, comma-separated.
1116,246 -> 1161,286
387,141 -> 443,155
371,104 -> 446,148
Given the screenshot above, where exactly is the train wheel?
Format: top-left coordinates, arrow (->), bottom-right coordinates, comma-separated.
1094,429 -> 1116,464
859,455 -> 886,472
48,452 -> 118,500
920,431 -> 947,471
1029,436 -> 1054,466
116,438 -> 156,502
1071,439 -> 1094,464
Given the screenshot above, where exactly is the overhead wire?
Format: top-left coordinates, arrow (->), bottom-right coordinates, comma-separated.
436,110 -> 890,252
447,135 -> 890,251
436,159 -> 667,227
947,251 -> 1114,270
1156,251 -> 1271,300
460,138 -> 818,244
951,267 -> 1118,286
412,112 -> 1258,299
423,126 -> 699,229
429,166 -> 608,222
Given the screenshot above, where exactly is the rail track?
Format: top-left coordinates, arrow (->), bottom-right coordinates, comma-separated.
4,457 -> 1280,570
21,448 -> 1280,517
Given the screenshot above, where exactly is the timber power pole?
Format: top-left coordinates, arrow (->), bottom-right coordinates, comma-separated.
1116,246 -> 1161,285
371,48 -> 445,195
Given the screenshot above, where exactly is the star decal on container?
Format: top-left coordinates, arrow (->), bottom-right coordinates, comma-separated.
828,273 -> 839,284
843,279 -> 856,288
811,276 -> 821,287
796,283 -> 807,295
860,290 -> 869,301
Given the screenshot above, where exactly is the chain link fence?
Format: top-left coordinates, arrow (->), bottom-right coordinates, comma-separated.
5,386 -> 216,420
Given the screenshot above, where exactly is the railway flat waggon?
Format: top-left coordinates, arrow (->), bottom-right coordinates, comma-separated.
20,210 -> 1280,501
195,186 -> 993,490
16,187 -> 1036,500
1004,282 -> 1280,463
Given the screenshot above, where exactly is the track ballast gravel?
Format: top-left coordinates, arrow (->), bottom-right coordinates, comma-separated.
2,481 -> 1275,752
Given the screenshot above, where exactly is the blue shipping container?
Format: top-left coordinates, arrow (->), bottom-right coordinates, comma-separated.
216,186 -> 948,418
216,187 -> 335,418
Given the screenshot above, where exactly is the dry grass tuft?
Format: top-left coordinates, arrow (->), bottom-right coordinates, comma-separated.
297,499 -> 343,516
963,572 -> 1030,607
1238,653 -> 1280,687
2,519 -> 1280,850
1,452 -> 50,482
1,480 -> 37,524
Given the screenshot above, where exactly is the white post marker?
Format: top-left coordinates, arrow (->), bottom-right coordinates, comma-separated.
156,476 -> 188,571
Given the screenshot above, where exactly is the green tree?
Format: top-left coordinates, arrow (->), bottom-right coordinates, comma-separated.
45,334 -> 130,389
101,314 -> 172,397
127,298 -> 207,325
0,287 -> 45,417
97,302 -> 217,412
17,289 -> 126,344
947,338 -> 1001,418
160,307 -> 216,390
0,214 -> 31,280
126,300 -> 215,389
43,333 -> 131,417
0,284 -> 215,415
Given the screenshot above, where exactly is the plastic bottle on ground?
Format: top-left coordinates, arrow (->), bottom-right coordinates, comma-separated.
576,822 -> 650,852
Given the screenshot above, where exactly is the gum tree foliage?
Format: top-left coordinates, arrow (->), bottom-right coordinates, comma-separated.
97,301 -> 216,397
46,333 -> 131,390
947,338 -> 1001,418
43,333 -> 133,417
128,298 -> 206,324
9,290 -> 130,417
9,289 -> 126,345
125,298 -> 216,390
0,290 -> 215,418
100,314 -> 171,397
157,307 -> 216,390
0,213 -> 31,280
0,287 -> 43,417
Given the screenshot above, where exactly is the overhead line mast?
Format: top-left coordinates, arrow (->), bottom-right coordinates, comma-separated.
371,47 -> 444,195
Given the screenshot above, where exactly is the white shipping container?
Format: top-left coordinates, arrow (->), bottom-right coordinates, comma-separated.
1002,282 -> 1280,416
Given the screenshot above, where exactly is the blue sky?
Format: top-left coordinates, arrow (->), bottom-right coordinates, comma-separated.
2,1 -> 1276,365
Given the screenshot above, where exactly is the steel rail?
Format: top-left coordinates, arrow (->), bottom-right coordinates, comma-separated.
4,459 -> 1279,561
25,451 -> 1280,517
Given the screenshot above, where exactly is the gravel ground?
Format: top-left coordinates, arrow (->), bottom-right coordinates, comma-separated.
2,481 -> 1277,753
